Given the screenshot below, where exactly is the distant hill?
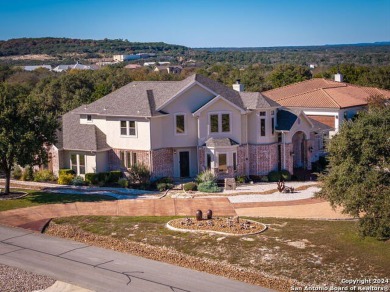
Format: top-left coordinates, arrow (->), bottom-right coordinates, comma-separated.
0,37 -> 188,57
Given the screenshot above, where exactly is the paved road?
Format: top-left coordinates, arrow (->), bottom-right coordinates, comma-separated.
0,225 -> 274,292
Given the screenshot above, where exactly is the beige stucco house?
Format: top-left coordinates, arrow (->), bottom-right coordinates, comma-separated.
50,74 -> 330,179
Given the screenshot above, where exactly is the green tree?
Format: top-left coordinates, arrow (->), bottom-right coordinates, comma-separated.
0,83 -> 58,195
267,64 -> 312,88
316,98 -> 390,239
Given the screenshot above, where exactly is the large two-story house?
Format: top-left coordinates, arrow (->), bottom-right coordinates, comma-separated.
50,74 -> 330,179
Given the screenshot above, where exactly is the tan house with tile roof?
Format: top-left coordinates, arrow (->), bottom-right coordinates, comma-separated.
50,74 -> 330,179
262,77 -> 390,135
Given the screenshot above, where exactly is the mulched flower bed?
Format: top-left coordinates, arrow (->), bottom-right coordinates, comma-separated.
167,217 -> 267,236
0,191 -> 28,200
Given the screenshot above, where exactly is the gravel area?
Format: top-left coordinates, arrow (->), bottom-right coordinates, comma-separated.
0,264 -> 55,292
47,223 -> 299,292
228,187 -> 320,203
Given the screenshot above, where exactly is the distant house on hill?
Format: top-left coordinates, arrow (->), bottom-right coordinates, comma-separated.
23,65 -> 52,71
113,55 -> 141,62
154,65 -> 182,74
53,62 -> 99,72
124,64 -> 142,70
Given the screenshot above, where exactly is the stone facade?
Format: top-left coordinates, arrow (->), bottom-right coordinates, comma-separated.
151,148 -> 174,178
248,143 -> 279,175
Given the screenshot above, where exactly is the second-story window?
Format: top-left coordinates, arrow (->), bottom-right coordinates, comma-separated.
120,120 -> 136,136
175,114 -> 185,134
222,114 -> 230,132
210,114 -> 219,133
87,115 -> 92,122
210,113 -> 231,133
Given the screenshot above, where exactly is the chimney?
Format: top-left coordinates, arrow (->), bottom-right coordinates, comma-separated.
334,73 -> 343,83
232,79 -> 244,92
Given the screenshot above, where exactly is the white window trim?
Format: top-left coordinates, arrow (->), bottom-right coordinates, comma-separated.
122,151 -> 137,168
233,151 -> 238,172
174,113 -> 187,136
208,111 -> 232,135
70,153 -> 86,176
120,120 -> 138,138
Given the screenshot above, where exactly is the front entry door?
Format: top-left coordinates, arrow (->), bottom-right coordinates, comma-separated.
179,151 -> 190,177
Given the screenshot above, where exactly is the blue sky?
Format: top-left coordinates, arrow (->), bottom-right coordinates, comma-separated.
0,0 -> 389,47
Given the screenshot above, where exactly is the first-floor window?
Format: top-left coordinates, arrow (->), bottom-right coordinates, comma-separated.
233,152 -> 237,171
120,151 -> 138,168
271,117 -> 275,135
206,153 -> 212,169
131,152 -> 137,166
120,151 -> 125,166
260,118 -> 266,136
70,154 -> 86,175
218,153 -> 227,172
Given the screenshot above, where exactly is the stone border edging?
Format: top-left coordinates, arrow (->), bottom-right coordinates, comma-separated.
166,218 -> 267,237
0,191 -> 28,200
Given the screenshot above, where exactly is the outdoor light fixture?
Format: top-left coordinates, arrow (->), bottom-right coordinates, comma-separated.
290,151 -> 295,156
173,149 -> 177,154
309,146 -> 313,152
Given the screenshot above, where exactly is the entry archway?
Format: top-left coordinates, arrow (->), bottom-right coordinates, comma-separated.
291,131 -> 307,169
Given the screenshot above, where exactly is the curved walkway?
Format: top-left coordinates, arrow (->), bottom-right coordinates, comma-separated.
0,195 -> 352,232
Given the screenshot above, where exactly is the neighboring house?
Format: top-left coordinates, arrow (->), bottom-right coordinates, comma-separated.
154,65 -> 183,74
23,65 -> 52,71
53,63 -> 99,72
50,74 -> 329,179
262,75 -> 390,136
113,55 -> 141,62
124,64 -> 142,70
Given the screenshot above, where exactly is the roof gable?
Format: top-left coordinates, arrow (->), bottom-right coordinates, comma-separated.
192,95 -> 246,116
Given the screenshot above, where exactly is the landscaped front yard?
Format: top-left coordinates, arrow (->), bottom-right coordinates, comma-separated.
46,216 -> 390,292
0,190 -> 116,212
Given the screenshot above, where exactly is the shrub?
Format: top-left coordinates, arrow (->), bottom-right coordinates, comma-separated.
235,175 -> 246,184
198,181 -> 221,193
249,175 -> 262,182
196,170 -> 217,183
183,182 -> 197,191
108,170 -> 122,183
71,176 -> 85,186
59,169 -> 75,176
21,166 -> 34,181
280,169 -> 291,181
268,171 -> 281,182
154,177 -> 174,184
58,173 -> 74,185
260,175 -> 269,182
118,178 -> 129,188
96,172 -> 110,184
12,165 -> 22,180
157,182 -> 173,192
85,173 -> 99,185
34,169 -> 56,182
128,163 -> 151,184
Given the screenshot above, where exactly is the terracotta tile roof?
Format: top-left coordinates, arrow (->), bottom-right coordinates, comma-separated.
262,78 -> 390,109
